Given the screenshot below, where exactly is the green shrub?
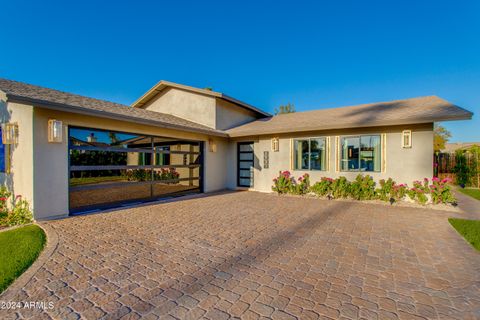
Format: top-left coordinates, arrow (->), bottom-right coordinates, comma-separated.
376,178 -> 408,202
453,151 -> 472,186
331,176 -> 350,199
430,177 -> 456,204
272,171 -> 295,194
270,171 -> 456,207
291,173 -> 310,195
0,187 -> 33,227
310,177 -> 334,197
349,175 -> 376,200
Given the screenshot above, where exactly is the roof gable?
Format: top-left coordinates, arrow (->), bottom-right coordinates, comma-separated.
132,80 -> 271,117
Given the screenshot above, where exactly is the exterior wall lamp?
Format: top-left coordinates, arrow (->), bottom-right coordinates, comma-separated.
1,122 -> 19,145
208,139 -> 217,152
48,119 -> 63,143
271,137 -> 279,152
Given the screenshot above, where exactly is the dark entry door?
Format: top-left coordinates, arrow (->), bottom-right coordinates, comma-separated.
237,142 -> 254,187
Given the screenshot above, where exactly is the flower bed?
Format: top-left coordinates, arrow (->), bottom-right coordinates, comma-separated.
0,187 -> 33,228
272,172 -> 456,206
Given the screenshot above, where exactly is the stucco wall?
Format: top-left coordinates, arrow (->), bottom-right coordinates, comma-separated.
142,87 -> 217,128
0,98 -> 34,208
204,138 -> 229,192
32,107 -> 229,219
215,99 -> 258,130
232,124 -> 434,193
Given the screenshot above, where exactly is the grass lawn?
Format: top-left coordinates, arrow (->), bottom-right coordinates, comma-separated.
458,188 -> 480,201
0,225 -> 46,293
449,218 -> 480,251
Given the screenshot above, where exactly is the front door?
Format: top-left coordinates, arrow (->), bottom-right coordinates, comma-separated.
237,142 -> 254,187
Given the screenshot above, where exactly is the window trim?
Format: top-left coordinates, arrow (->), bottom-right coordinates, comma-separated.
339,134 -> 382,172
292,137 -> 328,171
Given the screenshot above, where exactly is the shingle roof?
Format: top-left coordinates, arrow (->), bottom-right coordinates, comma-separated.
227,96 -> 473,137
0,78 -> 228,137
442,142 -> 480,153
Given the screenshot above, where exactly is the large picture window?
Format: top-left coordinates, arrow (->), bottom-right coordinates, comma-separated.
293,138 -> 327,171
341,135 -> 381,172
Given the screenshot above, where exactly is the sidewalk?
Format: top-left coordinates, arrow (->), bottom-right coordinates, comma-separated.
454,189 -> 480,219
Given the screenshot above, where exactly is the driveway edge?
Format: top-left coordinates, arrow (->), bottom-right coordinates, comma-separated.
0,223 -> 59,301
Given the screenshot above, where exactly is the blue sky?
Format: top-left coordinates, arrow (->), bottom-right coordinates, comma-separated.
1,0 -> 479,142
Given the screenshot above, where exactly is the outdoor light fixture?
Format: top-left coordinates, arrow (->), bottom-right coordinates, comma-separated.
1,123 -> 19,145
208,139 -> 217,152
271,137 -> 279,152
48,119 -> 63,143
402,130 -> 412,148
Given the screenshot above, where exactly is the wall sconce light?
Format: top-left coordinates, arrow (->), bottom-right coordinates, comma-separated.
402,130 -> 412,148
208,139 -> 217,152
1,123 -> 19,145
48,119 -> 63,143
271,137 -> 279,152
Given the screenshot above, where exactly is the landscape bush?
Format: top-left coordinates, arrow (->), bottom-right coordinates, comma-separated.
0,187 -> 33,227
272,173 -> 456,206
349,175 -> 376,200
272,171 -> 295,194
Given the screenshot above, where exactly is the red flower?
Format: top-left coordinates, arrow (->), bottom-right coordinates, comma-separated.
0,197 -> 7,201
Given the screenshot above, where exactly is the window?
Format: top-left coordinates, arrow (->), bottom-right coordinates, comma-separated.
293,138 -> 326,171
341,135 -> 381,172
402,130 -> 412,148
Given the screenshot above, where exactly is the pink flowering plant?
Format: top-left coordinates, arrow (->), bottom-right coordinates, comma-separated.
0,187 -> 33,227
407,180 -> 429,205
429,177 -> 456,204
272,171 -> 296,194
271,172 -> 456,207
291,173 -> 311,195
376,178 -> 408,202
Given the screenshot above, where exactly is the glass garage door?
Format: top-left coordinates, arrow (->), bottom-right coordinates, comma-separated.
68,127 -> 203,213
237,142 -> 254,187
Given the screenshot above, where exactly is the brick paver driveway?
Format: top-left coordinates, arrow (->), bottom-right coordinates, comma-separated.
2,192 -> 480,319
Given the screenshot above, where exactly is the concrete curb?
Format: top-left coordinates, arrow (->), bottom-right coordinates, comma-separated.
0,223 -> 34,233
0,223 -> 59,301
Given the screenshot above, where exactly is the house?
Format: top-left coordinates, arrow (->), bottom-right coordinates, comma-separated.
442,142 -> 480,153
0,78 -> 473,220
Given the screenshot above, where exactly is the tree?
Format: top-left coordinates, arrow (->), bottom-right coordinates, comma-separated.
433,124 -> 451,152
275,103 -> 296,115
109,132 -> 119,144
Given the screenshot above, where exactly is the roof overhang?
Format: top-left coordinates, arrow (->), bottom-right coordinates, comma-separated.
227,113 -> 473,137
6,94 -> 229,138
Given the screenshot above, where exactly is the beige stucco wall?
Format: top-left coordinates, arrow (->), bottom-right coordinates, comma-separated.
0,98 -> 34,209
231,124 -> 434,193
32,107 -> 229,219
142,87 -> 217,128
141,88 -> 262,131
215,99 -> 258,130
204,138 -> 229,192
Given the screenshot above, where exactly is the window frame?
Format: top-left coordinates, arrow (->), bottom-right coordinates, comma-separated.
292,137 -> 327,171
340,134 -> 382,172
